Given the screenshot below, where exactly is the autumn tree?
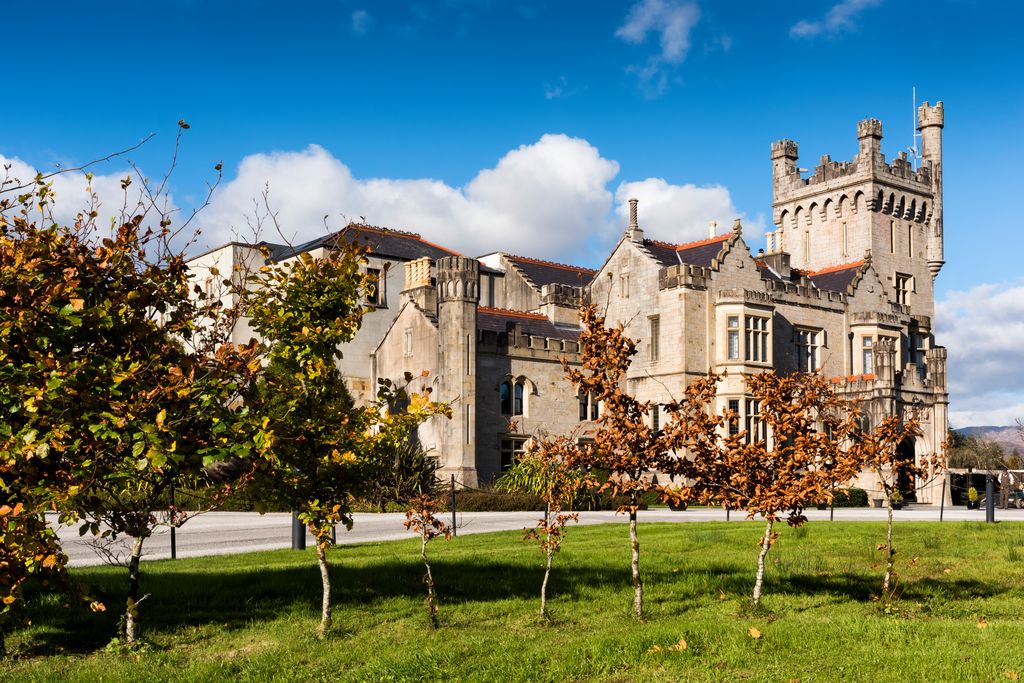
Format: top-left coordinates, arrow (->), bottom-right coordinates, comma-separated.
564,304 -> 690,619
679,371 -> 866,607
502,435 -> 587,618
404,493 -> 452,628
853,413 -> 940,600
242,240 -> 448,637
0,129 -> 259,646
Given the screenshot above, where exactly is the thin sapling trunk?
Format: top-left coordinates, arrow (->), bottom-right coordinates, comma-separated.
123,535 -> 146,645
629,496 -> 643,618
421,533 -> 439,628
316,541 -> 332,637
882,494 -> 896,596
540,512 -> 554,618
752,519 -> 774,608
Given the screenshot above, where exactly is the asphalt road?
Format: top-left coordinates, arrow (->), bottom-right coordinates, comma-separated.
53,504 -> 1024,567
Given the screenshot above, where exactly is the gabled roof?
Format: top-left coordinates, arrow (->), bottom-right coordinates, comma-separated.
503,255 -> 596,288
273,223 -> 460,262
477,307 -> 580,341
807,260 -> 865,293
641,234 -> 731,268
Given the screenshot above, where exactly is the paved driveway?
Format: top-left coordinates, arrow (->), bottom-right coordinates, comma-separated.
52,505 -> 1024,567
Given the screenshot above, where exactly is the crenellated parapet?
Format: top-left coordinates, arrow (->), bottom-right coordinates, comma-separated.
436,256 -> 480,303
477,328 -> 581,360
540,283 -> 585,307
658,263 -> 711,290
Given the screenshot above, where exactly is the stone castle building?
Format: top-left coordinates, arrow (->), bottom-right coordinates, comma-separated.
191,103 -> 950,504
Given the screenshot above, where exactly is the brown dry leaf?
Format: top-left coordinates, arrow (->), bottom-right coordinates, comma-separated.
719,590 -> 727,601
789,678 -> 802,683
1004,671 -> 1019,681
977,617 -> 988,629
672,639 -> 688,651
748,627 -> 762,639
648,645 -> 662,653
69,297 -> 84,310
876,543 -> 887,551
943,568 -> 952,574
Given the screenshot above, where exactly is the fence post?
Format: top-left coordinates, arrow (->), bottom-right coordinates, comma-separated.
985,475 -> 995,523
939,478 -> 946,522
450,473 -> 457,537
291,511 -> 306,550
169,481 -> 177,560
726,506 -> 730,522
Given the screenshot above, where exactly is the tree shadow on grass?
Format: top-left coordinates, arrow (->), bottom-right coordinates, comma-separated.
13,555 -> 626,657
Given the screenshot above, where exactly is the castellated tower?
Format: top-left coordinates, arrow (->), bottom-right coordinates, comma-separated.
435,256 -> 480,487
767,105 -> 944,319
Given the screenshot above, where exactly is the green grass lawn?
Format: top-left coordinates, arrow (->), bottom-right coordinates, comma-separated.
4,521 -> 1024,682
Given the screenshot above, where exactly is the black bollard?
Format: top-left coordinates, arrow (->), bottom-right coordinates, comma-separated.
291,511 -> 306,550
450,473 -> 457,537
169,482 -> 177,560
985,475 -> 995,523
940,478 -> 946,522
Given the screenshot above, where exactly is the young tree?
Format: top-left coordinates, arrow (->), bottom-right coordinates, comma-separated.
243,242 -> 448,637
0,145 -> 257,645
853,414 -> 940,600
563,304 -> 687,619
682,371 -> 866,607
504,435 -> 587,619
404,493 -> 452,628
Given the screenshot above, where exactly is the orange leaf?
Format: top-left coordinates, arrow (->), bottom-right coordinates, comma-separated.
977,617 -> 988,629
749,627 -> 762,639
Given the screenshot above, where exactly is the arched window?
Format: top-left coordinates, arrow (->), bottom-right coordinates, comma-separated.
500,378 -> 529,416
578,390 -> 599,422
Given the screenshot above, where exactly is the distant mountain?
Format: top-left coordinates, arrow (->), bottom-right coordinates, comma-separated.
957,425 -> 1024,454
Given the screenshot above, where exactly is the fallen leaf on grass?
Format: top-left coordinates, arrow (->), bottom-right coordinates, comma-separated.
977,617 -> 988,629
718,591 -> 727,601
672,639 -> 687,651
749,627 -> 761,639
876,543 -> 887,551
943,568 -> 952,574
1004,671 -> 1019,681
648,645 -> 662,653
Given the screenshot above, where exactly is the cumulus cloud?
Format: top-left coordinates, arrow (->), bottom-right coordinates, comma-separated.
615,178 -> 759,243
351,9 -> 371,34
0,154 -> 175,238
197,135 -> 751,264
615,0 -> 701,97
790,0 -> 883,39
936,282 -> 1024,427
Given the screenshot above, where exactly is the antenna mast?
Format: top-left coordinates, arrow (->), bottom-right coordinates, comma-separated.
909,86 -> 922,170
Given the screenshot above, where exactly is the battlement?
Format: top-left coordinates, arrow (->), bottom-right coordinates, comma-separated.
857,118 -> 883,140
540,283 -> 586,307
917,101 -> 944,129
436,256 -> 480,303
658,263 -> 711,290
477,328 -> 581,359
770,139 -> 798,159
764,279 -> 847,306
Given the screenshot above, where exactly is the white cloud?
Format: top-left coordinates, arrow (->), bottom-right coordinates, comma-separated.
790,0 -> 883,39
0,155 -> 174,239
936,282 -> 1024,427
615,0 -> 701,97
197,135 -> 752,265
351,9 -> 371,34
615,178 -> 758,244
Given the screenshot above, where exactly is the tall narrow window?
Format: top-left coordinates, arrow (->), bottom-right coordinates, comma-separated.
889,221 -> 895,254
803,230 -> 810,261
367,267 -> 382,305
652,405 -> 661,435
500,380 -> 513,415
727,316 -> 740,360
745,316 -> 769,363
513,382 -> 524,416
895,273 -> 912,306
862,336 -> 874,374
744,398 -> 762,444
796,329 -> 819,372
841,221 -> 848,257
465,404 -> 472,444
648,316 -> 660,362
620,272 -> 630,298
403,328 -> 413,356
578,389 -> 589,422
907,223 -> 913,257
728,399 -> 740,436
466,335 -> 472,375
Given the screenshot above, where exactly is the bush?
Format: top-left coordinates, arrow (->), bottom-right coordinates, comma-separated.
832,487 -> 868,507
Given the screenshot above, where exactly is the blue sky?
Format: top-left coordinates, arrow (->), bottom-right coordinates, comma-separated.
3,0 -> 1023,425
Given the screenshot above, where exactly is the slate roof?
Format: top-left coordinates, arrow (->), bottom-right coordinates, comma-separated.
476,307 -> 580,341
641,234 -> 731,268
807,260 -> 865,293
504,255 -> 596,288
272,224 -> 460,262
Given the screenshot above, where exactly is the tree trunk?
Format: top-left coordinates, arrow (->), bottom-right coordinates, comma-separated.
882,495 -> 896,596
422,533 -> 439,628
540,530 -> 553,618
316,542 -> 332,637
123,535 -> 145,645
629,502 -> 643,619
752,519 -> 774,607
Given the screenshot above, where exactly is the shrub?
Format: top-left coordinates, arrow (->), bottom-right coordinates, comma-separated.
832,487 -> 868,507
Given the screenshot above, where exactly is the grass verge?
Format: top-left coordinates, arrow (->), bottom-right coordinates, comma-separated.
4,521 -> 1024,682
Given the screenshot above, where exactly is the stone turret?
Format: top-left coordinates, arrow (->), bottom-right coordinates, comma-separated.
436,256 -> 480,486
857,118 -> 884,165
918,101 -> 944,279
